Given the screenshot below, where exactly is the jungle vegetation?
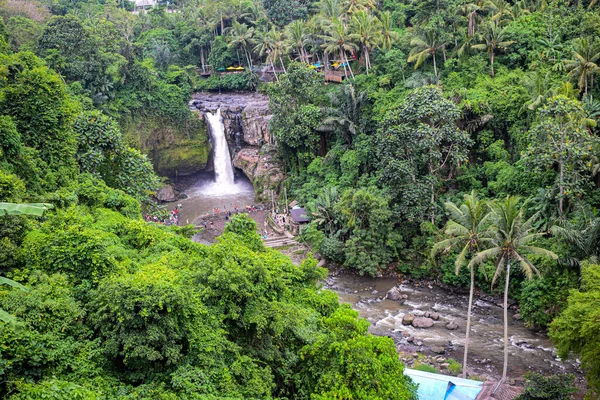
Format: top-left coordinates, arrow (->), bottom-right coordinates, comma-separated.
2,0 -> 600,397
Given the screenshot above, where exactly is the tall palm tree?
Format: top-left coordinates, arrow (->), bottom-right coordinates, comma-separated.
565,37 -> 600,97
351,10 -> 382,74
285,20 -> 309,63
484,0 -> 514,26
469,196 -> 557,386
463,0 -> 486,36
408,30 -> 444,85
253,27 -> 275,77
432,191 -> 494,379
322,84 -> 367,145
471,24 -> 515,76
319,0 -> 343,22
267,28 -> 288,74
379,11 -> 399,50
320,18 -> 359,79
227,19 -> 255,68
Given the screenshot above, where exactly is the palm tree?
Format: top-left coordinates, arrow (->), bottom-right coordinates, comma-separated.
267,28 -> 288,74
351,10 -> 382,74
565,37 -> 600,97
469,196 -> 557,386
408,31 -> 444,85
379,11 -> 399,50
254,29 -> 279,82
320,18 -> 359,79
285,20 -> 309,63
463,0 -> 486,36
471,24 -> 515,76
521,70 -> 554,111
342,0 -> 376,14
319,0 -> 343,22
484,0 -> 514,26
307,187 -> 341,235
322,84 -> 367,145
227,19 -> 255,68
432,191 -> 494,379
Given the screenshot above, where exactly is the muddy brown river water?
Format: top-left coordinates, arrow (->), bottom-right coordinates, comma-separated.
323,272 -> 583,381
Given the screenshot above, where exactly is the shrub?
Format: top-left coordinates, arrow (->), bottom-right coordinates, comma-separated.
515,372 -> 576,400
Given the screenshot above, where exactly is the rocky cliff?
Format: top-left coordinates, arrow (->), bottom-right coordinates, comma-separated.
122,115 -> 210,177
189,92 -> 284,200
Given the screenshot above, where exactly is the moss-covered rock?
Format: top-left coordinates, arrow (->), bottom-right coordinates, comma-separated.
155,139 -> 210,177
120,114 -> 210,177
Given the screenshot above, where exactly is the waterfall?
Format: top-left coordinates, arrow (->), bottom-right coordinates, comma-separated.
206,108 -> 235,189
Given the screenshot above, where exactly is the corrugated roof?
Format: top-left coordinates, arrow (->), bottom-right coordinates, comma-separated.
290,208 -> 310,223
404,368 -> 484,400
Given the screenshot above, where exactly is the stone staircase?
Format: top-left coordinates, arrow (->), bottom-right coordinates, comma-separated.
263,235 -> 298,248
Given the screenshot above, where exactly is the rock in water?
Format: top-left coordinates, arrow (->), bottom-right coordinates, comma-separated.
412,317 -> 434,328
445,322 -> 459,330
156,185 -> 177,202
431,346 -> 446,354
430,312 -> 440,321
386,286 -> 403,300
402,314 -> 415,326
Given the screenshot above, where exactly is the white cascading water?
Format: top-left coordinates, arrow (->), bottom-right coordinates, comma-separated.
205,108 -> 235,191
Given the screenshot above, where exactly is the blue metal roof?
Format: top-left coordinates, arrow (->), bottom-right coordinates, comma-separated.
404,368 -> 484,400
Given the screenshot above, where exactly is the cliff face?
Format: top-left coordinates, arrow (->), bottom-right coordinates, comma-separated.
121,115 -> 210,177
189,92 -> 284,200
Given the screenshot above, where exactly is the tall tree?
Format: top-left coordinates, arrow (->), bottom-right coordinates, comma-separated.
351,10 -> 381,74
432,191 -> 493,378
471,23 -> 515,76
523,96 -> 598,216
469,196 -> 557,386
408,30 -> 444,85
285,20 -> 309,63
378,86 -> 472,223
379,11 -> 399,50
320,18 -> 359,79
565,37 -> 600,97
227,19 -> 255,68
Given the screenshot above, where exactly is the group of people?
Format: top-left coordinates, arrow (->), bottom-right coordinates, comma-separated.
144,204 -> 183,226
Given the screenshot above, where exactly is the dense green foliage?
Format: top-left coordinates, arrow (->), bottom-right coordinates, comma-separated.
3,0 -> 600,395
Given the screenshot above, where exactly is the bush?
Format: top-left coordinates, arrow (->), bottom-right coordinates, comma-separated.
515,372 -> 576,400
196,72 -> 259,92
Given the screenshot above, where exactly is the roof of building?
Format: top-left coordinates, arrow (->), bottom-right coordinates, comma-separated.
290,207 -> 310,223
134,0 -> 156,7
404,368 -> 484,400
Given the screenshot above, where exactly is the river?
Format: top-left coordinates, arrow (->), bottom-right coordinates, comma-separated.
323,271 -> 583,381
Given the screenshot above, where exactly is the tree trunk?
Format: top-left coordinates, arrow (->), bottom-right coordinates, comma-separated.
559,160 -> 564,216
502,261 -> 511,381
344,51 -> 355,79
490,49 -> 495,77
433,52 -> 439,85
462,263 -> 475,378
280,58 -> 287,74
271,60 -> 280,83
430,179 -> 435,223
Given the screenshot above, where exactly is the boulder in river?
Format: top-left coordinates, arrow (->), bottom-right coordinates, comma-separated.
402,314 -> 415,325
431,346 -> 446,354
412,317 -> 434,328
156,185 -> 177,202
512,313 -> 522,321
386,286 -> 403,300
445,322 -> 459,330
